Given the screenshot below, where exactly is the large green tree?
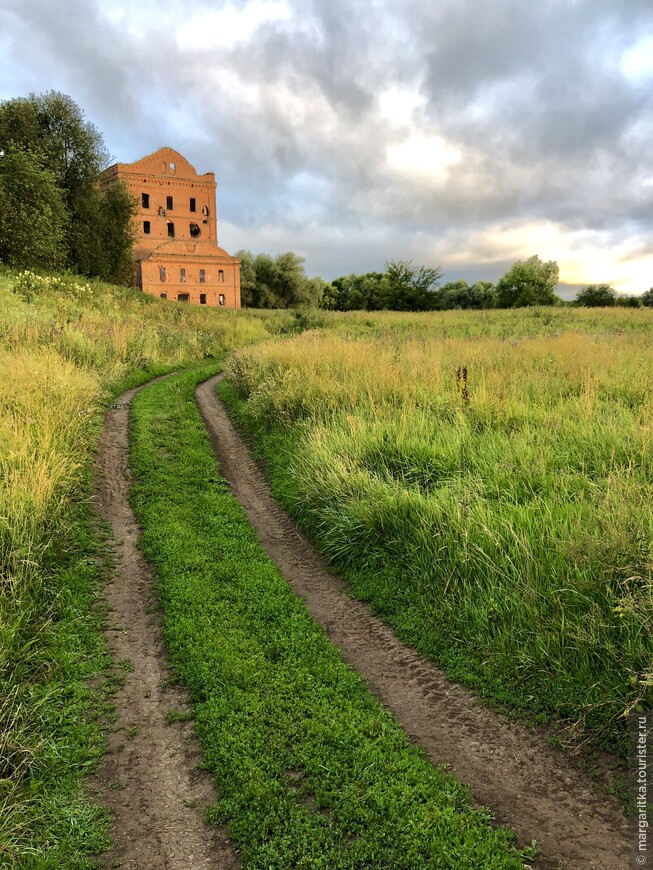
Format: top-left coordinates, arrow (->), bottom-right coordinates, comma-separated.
384,259 -> 443,311
495,255 -> 560,307
440,279 -> 497,310
574,284 -> 617,307
0,91 -> 135,281
0,150 -> 68,269
235,250 -> 324,308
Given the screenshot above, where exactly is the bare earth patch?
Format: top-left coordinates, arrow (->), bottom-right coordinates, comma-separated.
88,383 -> 238,870
196,373 -> 630,870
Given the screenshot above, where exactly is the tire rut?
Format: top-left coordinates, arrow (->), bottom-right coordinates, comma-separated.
89,380 -> 238,870
196,373 -> 630,870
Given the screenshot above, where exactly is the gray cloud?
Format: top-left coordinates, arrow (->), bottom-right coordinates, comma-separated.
2,0 -> 653,289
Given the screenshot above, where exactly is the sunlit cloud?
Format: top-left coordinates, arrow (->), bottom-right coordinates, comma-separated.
176,0 -> 292,51
386,134 -> 462,183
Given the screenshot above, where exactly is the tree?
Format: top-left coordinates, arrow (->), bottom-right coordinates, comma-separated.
439,279 -> 497,310
0,150 -> 68,269
495,255 -> 559,307
0,91 -> 134,280
384,259 -> 443,311
236,250 -> 257,307
641,288 -> 653,308
235,250 -> 324,308
574,284 -> 617,307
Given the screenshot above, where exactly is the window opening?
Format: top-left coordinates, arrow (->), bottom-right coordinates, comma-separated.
190,197 -> 196,212
200,293 -> 207,305
142,193 -> 150,208
190,222 -> 201,238
158,206 -> 165,216
159,267 -> 166,282
219,294 -> 225,306
167,195 -> 173,210
143,220 -> 151,234
180,268 -> 186,283
167,221 -> 175,238
160,292 -> 167,299
218,270 -> 224,282
199,269 -> 206,283
169,162 -> 176,174
177,293 -> 189,302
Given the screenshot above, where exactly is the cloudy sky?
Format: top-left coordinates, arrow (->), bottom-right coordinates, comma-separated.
2,0 -> 653,295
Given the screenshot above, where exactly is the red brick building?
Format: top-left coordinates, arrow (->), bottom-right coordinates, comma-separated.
101,147 -> 241,308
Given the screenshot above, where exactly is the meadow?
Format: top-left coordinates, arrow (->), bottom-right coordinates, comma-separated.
0,269 -> 295,866
2,270 -> 650,865
224,307 -> 653,751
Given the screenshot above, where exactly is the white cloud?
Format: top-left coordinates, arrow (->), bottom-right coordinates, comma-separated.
620,35 -> 653,83
176,1 -> 292,51
386,134 -> 462,183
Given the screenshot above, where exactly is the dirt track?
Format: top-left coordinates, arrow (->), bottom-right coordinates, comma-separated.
196,373 -> 630,870
90,382 -> 238,870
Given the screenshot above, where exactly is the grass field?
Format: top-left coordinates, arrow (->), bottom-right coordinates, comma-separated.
3,266 -> 650,864
223,308 -> 653,752
0,269 -> 296,867
128,366 -> 525,869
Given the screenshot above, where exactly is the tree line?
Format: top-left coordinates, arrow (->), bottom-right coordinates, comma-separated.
238,252 -> 653,311
0,92 -> 135,283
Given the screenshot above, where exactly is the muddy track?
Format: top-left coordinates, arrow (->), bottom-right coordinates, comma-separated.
196,373 -> 630,870
89,381 -> 238,870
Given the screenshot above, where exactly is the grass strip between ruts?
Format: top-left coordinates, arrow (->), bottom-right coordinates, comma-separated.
128,365 -> 526,869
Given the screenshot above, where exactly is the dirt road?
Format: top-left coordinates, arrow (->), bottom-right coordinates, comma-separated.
196,373 -> 630,870
90,382 -> 238,870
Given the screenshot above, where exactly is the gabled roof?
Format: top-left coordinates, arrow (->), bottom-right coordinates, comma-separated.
110,147 -> 215,181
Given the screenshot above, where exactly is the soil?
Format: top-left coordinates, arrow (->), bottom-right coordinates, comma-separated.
88,382 -> 238,870
196,373 -> 631,870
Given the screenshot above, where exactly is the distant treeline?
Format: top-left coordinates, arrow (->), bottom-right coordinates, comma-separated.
238,251 -> 653,311
0,91 -> 135,283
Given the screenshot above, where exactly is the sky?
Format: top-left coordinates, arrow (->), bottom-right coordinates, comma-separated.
2,0 -> 653,296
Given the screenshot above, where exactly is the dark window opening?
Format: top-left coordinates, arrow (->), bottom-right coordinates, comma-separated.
199,269 -> 206,284
180,268 -> 186,283
190,222 -> 201,238
200,293 -> 207,305
177,293 -> 189,302
218,270 -> 225,282
219,294 -> 226,306
167,221 -> 175,238
159,267 -> 166,283
143,220 -> 151,234
160,292 -> 167,299
190,197 -> 196,212
142,193 -> 150,208
166,195 -> 173,210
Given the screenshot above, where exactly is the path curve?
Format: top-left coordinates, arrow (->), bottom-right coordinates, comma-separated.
196,373 -> 630,870
90,380 -> 238,870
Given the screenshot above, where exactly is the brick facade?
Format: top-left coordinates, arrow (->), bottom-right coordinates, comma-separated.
101,147 -> 241,308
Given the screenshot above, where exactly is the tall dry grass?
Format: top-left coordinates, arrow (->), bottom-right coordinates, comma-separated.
226,318 -> 653,749
0,269 -> 296,864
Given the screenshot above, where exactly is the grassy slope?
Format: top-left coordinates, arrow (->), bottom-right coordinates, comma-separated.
0,269 -> 296,867
128,365 -> 525,869
221,311 -> 653,754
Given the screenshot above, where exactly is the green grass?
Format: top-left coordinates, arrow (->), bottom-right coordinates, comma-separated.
222,318 -> 653,754
128,365 -> 525,869
0,266 -> 300,866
